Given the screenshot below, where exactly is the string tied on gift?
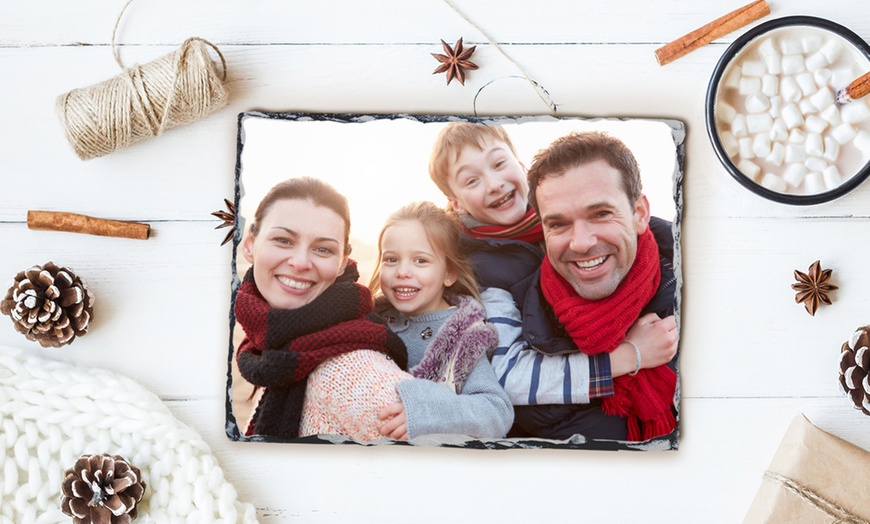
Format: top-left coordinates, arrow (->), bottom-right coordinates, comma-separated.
763,471 -> 870,524
441,0 -> 559,116
56,0 -> 229,160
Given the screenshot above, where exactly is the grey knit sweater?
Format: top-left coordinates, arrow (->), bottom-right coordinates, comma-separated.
382,297 -> 514,440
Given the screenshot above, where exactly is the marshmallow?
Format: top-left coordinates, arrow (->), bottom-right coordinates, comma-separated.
717,100 -> 738,123
758,38 -> 778,57
799,99 -> 818,116
766,142 -> 786,166
739,77 -> 762,96
738,159 -> 762,181
732,114 -> 748,137
805,156 -> 827,173
841,101 -> 870,124
761,172 -> 788,192
745,93 -> 770,113
720,130 -> 740,157
781,103 -> 804,129
823,136 -> 840,162
785,144 -> 807,163
739,137 -> 755,159
781,54 -> 806,75
806,52 -> 829,72
779,76 -> 802,103
747,113 -> 773,134
796,73 -> 817,96
769,118 -> 788,142
802,35 -> 824,54
809,87 -> 834,110
780,39 -> 803,55
806,133 -> 825,158
805,115 -> 829,134
742,60 -> 766,77
764,55 -> 782,75
831,123 -> 858,144
762,75 -> 779,97
805,171 -> 825,194
788,128 -> 806,144
820,39 -> 843,63
823,165 -> 843,189
819,104 -> 843,126
855,131 -> 870,155
753,134 -> 772,157
769,96 -> 783,118
831,67 -> 858,90
783,163 -> 809,187
723,69 -> 742,89
813,68 -> 833,88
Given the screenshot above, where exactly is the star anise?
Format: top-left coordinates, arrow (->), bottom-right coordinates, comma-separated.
791,260 -> 838,316
431,38 -> 479,86
211,198 -> 236,246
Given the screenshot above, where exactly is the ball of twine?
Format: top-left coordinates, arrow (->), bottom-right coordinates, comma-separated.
56,37 -> 229,160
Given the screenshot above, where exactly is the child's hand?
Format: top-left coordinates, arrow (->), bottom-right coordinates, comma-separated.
378,402 -> 409,440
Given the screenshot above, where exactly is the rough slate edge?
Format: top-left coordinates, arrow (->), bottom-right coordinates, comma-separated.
224,111 -> 686,452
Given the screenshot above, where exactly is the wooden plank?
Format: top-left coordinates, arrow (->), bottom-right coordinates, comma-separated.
5,44 -> 870,224
2,1 -> 868,46
2,216 -> 868,400
0,222 -> 234,398
165,396 -> 870,524
681,216 -> 870,397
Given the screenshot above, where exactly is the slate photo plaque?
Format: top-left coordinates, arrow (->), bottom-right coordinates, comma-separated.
225,112 -> 684,451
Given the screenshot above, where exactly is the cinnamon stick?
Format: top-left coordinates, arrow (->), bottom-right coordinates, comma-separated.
655,0 -> 770,66
27,210 -> 150,240
836,71 -> 870,105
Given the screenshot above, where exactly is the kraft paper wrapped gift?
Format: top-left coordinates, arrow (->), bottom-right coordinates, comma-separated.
744,414 -> 870,523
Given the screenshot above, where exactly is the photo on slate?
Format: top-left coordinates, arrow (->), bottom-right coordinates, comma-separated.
225,113 -> 684,450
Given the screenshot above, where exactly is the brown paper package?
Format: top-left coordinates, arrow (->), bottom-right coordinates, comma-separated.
743,413 -> 870,523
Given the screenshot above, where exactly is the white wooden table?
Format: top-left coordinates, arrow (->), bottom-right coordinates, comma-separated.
3,2 -> 870,522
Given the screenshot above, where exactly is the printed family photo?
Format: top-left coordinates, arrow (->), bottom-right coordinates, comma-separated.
226,113 -> 684,450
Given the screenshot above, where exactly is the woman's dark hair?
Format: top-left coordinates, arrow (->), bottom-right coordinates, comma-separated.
249,176 -> 352,256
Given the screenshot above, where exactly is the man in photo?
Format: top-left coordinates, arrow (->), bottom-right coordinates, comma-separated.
510,131 -> 680,441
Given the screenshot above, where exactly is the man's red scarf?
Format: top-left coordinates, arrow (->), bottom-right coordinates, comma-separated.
540,228 -> 676,441
461,206 -> 544,244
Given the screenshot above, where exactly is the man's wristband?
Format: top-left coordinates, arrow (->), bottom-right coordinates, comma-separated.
626,340 -> 641,376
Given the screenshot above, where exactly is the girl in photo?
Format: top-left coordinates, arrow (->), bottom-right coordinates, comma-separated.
370,201 -> 513,440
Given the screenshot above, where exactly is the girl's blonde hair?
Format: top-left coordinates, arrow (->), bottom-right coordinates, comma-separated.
369,201 -> 480,302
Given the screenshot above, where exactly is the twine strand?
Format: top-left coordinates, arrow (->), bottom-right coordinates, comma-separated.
472,76 -> 557,117
111,0 -> 137,69
763,470 -> 870,524
441,0 -> 558,115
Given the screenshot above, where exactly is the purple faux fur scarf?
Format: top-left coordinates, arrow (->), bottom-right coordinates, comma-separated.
407,293 -> 497,393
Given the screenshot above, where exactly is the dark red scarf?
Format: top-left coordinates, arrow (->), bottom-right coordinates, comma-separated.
461,205 -> 544,244
234,261 -> 407,440
540,228 -> 676,441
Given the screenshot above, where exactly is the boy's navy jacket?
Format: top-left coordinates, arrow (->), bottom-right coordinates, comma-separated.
461,216 -> 676,357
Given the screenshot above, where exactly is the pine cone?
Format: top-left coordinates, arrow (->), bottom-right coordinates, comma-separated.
839,326 -> 870,416
61,454 -> 146,524
0,261 -> 94,347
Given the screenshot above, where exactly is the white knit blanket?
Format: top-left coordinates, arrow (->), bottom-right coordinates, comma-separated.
0,345 -> 258,523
